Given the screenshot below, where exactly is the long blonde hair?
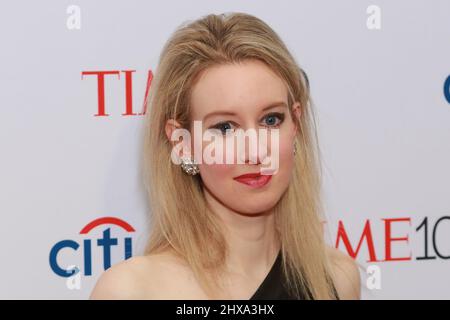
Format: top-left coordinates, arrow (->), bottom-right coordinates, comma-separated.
142,12 -> 337,299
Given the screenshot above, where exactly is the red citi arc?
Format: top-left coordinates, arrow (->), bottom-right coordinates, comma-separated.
233,172 -> 273,188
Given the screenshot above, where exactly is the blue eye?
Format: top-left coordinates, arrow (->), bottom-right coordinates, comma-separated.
211,122 -> 235,135
262,112 -> 285,127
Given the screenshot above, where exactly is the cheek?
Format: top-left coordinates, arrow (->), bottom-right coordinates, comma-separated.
199,163 -> 233,185
271,132 -> 295,181
279,138 -> 294,162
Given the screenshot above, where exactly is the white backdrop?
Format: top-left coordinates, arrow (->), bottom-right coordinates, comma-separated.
1,0 -> 449,299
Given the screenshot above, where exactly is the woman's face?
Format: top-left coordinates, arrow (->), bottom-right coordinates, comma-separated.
169,59 -> 301,215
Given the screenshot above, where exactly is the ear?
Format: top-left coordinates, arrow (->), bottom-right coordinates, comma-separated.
164,119 -> 186,157
165,119 -> 182,146
291,101 -> 302,136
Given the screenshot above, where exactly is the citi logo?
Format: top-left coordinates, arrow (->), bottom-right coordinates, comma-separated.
49,217 -> 135,277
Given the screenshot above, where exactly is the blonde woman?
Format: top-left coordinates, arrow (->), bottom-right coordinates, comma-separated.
91,12 -> 361,300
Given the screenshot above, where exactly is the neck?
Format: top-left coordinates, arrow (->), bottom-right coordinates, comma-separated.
203,187 -> 281,278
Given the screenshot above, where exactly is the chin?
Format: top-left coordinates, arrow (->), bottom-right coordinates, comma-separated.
231,198 -> 279,215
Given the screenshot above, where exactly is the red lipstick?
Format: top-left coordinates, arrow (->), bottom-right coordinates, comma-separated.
233,172 -> 273,188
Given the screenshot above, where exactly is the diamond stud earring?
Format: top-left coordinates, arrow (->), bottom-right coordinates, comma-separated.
180,156 -> 200,175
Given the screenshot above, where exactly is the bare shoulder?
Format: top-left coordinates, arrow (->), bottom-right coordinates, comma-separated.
89,250 -> 191,300
326,246 -> 361,300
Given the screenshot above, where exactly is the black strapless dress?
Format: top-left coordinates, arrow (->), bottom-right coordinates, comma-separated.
249,250 -> 339,300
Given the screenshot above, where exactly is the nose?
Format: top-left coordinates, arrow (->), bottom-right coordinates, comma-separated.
236,128 -> 269,165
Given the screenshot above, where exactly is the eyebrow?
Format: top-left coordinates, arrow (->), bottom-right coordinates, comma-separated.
203,101 -> 288,122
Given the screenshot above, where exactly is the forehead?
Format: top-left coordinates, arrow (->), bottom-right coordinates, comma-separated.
190,60 -> 288,119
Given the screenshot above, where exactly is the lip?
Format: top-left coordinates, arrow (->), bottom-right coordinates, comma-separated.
233,172 -> 273,188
